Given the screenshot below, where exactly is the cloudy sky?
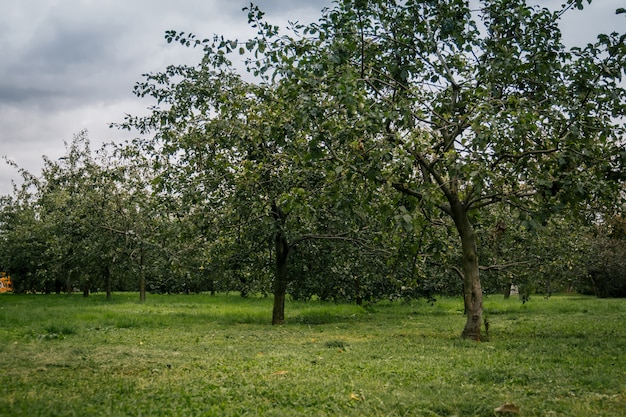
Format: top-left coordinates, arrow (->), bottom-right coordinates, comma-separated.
0,0 -> 623,196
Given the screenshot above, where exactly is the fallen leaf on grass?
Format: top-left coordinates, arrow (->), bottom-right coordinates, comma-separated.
350,393 -> 361,401
494,402 -> 520,414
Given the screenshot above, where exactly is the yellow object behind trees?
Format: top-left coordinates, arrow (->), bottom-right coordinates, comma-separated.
0,273 -> 12,293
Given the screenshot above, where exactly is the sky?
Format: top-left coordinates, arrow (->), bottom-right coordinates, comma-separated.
0,0 -> 623,196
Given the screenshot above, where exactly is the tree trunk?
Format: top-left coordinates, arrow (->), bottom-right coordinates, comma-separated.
105,264 -> 112,301
272,232 -> 289,325
271,202 -> 289,325
209,278 -> 215,296
82,277 -> 90,297
65,269 -> 73,295
451,204 -> 483,341
354,276 -> 363,306
504,278 -> 512,299
139,250 -> 146,303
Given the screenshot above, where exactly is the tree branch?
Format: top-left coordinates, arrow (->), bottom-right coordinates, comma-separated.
289,232 -> 366,249
479,261 -> 530,271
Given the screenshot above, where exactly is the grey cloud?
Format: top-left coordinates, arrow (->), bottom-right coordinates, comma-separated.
1,0 -> 619,197
0,85 -> 64,105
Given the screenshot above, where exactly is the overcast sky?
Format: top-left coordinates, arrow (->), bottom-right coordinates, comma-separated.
0,1 -> 623,196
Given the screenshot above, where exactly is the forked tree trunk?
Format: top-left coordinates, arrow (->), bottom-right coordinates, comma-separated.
451,203 -> 483,341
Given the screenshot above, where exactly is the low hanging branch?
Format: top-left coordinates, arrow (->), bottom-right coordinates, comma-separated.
452,261 -> 531,279
289,232 -> 368,249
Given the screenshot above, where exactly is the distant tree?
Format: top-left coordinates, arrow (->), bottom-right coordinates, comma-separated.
477,208 -> 592,298
584,212 -> 626,297
0,132 -> 172,300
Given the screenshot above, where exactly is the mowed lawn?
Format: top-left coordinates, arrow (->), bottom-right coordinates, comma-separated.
0,293 -> 624,416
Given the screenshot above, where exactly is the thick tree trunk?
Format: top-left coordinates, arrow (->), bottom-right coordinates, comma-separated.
451,205 -> 483,341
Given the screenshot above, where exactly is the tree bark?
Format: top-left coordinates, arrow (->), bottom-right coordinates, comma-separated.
504,278 -> 512,299
65,269 -> 73,295
209,278 -> 215,296
82,277 -> 90,297
354,276 -> 363,306
271,202 -> 289,325
105,264 -> 112,301
451,203 -> 483,341
272,234 -> 289,325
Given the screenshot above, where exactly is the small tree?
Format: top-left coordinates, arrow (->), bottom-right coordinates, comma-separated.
117,42 -> 385,323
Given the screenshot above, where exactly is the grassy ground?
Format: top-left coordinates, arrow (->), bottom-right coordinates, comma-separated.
0,293 -> 624,416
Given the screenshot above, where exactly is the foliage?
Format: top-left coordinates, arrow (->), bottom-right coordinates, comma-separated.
477,209 -> 592,297
1,2 -> 625,338
0,133 -> 183,299
584,219 -> 626,297
116,19 -> 418,322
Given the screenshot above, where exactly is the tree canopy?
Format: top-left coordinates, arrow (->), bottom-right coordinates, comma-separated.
148,0 -> 625,339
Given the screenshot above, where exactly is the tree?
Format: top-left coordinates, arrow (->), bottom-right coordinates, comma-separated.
477,207 -> 592,298
119,0 -> 624,336
0,132 -> 171,299
117,42 -> 385,323
261,0 -> 625,339
1,132 -> 101,294
584,212 -> 626,297
163,0 -> 624,339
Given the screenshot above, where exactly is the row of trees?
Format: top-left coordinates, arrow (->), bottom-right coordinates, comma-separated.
0,133 -> 609,295
1,0 -> 625,340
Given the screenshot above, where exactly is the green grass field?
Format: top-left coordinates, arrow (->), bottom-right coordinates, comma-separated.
0,293 -> 624,416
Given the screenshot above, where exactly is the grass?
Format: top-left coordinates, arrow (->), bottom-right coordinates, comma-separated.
0,293 -> 624,416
